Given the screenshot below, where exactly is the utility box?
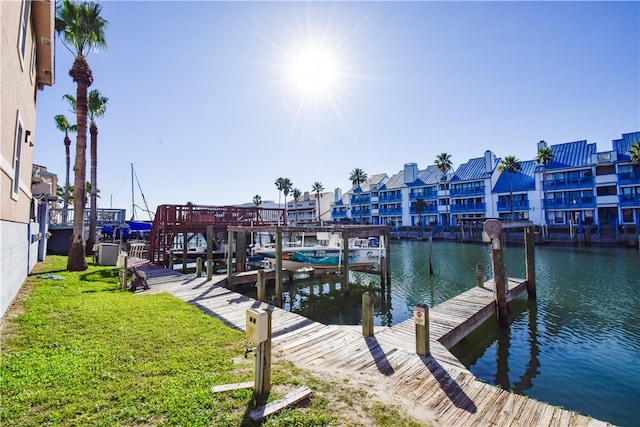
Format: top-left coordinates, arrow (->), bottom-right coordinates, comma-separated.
246,308 -> 268,344
97,243 -> 120,266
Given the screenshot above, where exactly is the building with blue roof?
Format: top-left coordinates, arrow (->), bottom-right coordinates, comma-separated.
449,151 -> 499,226
493,159 -> 538,222
329,131 -> 640,238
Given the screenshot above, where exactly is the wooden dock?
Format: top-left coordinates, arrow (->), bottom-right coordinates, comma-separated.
127,258 -> 612,426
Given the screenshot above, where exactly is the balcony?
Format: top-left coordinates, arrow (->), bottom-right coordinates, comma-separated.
544,176 -> 594,191
450,202 -> 486,213
618,170 -> 640,185
409,190 -> 437,201
449,186 -> 485,197
332,210 -> 348,218
543,196 -> 595,209
379,194 -> 402,203
380,207 -> 402,216
49,208 -> 127,227
619,193 -> 640,207
350,196 -> 371,206
410,205 -> 438,214
496,199 -> 530,212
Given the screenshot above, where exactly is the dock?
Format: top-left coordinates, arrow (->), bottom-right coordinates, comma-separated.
127,257 -> 611,426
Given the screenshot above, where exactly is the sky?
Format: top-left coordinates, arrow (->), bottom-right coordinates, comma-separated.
34,0 -> 640,220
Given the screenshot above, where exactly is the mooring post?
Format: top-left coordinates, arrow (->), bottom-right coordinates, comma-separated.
226,230 -> 234,287
274,228 -> 283,306
206,259 -> 213,281
195,257 -> 202,277
362,291 -> 374,337
182,232 -> 188,273
524,225 -> 536,299
492,241 -> 508,326
414,303 -> 430,356
257,269 -> 266,302
428,235 -> 434,275
342,230 -> 350,292
236,232 -> 246,273
484,219 -> 508,326
476,263 -> 485,288
206,225 -> 214,262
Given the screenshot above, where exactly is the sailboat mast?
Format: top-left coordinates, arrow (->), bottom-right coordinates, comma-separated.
131,163 -> 135,221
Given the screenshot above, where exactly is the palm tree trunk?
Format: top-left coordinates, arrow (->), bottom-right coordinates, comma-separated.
509,177 -> 514,222
87,122 -> 98,254
67,54 -> 92,271
63,133 -> 71,224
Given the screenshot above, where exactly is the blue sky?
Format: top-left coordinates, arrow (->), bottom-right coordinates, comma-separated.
34,0 -> 640,219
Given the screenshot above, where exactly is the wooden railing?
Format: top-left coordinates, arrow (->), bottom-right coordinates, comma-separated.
148,204 -> 285,265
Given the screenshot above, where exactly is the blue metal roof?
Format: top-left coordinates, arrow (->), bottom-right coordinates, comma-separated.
417,165 -> 443,185
612,131 -> 640,161
492,160 -> 536,194
545,140 -> 596,170
451,156 -> 497,182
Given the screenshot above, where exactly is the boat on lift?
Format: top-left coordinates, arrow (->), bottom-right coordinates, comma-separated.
252,232 -> 385,271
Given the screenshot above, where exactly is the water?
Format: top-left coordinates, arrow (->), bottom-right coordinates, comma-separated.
249,241 -> 640,426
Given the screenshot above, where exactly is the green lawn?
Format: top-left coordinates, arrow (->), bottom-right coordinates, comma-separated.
1,256 -> 422,427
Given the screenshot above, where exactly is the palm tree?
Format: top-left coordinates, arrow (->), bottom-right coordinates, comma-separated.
56,0 -> 107,271
312,181 -> 324,223
534,145 -> 554,225
349,168 -> 368,224
281,178 -> 293,224
292,188 -> 301,226
274,177 -> 285,208
628,140 -> 640,162
252,194 -> 262,207
86,89 -> 109,252
434,153 -> 453,226
414,197 -> 426,237
498,155 -> 523,221
54,114 -> 76,224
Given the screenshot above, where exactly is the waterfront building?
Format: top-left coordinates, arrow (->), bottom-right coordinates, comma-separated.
538,139 -> 597,228
286,191 -> 332,225
330,132 -> 640,237
1,0 -> 55,316
613,132 -> 640,226
493,160 -> 539,223
449,150 -> 499,227
378,168 -> 405,227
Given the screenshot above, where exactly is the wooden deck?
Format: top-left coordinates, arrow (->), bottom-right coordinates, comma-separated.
127,258 -> 612,426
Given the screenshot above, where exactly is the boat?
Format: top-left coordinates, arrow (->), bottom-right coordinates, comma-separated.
252,232 -> 385,271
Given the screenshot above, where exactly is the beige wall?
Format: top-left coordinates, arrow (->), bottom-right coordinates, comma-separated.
1,0 -> 38,222
1,0 -> 53,223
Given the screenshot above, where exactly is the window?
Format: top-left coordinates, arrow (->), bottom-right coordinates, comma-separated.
29,31 -> 36,82
596,186 -> 617,196
12,111 -> 24,200
17,0 -> 31,68
622,209 -> 634,223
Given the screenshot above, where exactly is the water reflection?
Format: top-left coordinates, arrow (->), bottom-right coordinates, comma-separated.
244,240 -> 639,427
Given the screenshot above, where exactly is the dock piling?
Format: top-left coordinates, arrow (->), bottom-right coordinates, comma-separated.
525,225 -> 536,299
414,304 -> 430,356
362,292 -> 374,337
476,263 -> 485,288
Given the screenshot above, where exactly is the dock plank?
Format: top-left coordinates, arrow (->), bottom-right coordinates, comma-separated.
129,260 -> 612,427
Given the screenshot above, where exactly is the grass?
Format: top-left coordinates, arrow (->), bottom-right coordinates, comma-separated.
1,256 -> 424,426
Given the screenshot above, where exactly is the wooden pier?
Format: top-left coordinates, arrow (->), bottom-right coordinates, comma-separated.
126,257 -> 611,426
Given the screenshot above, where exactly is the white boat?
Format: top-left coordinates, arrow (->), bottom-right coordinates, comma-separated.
252,232 -> 385,271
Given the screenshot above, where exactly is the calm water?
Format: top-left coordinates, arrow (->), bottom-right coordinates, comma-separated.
249,240 -> 640,427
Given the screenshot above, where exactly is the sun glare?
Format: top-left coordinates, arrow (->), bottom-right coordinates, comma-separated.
289,47 -> 339,97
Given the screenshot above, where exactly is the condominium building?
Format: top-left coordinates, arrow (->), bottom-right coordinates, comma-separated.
330,132 -> 640,234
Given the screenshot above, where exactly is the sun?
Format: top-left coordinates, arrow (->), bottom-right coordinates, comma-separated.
288,46 -> 340,97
